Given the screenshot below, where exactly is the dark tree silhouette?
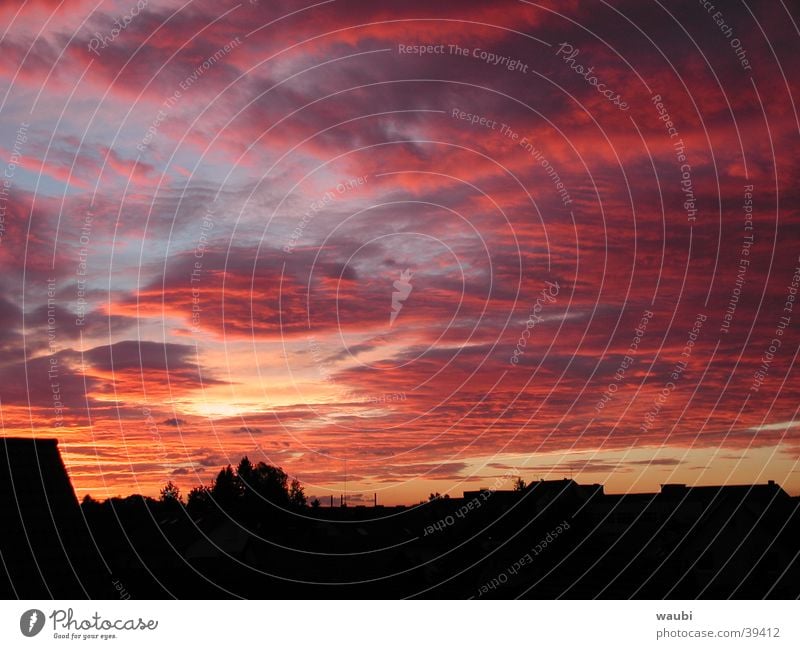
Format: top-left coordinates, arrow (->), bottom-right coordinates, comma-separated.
513,477 -> 527,491
160,480 -> 183,503
80,493 -> 102,515
236,456 -> 254,485
211,465 -> 240,507
186,485 -> 213,517
150,458 -> 308,524
247,462 -> 290,507
289,478 -> 307,507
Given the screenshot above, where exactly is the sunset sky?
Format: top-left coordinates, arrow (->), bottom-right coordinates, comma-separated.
1,0 -> 799,503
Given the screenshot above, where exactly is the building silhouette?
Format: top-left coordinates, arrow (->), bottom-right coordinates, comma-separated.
0,437 -> 107,598
1,437 -> 798,599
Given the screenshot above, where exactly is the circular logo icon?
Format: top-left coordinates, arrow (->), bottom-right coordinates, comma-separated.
20,609 -> 45,637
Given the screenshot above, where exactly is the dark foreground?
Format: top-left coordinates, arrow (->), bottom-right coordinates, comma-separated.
2,438 -> 799,599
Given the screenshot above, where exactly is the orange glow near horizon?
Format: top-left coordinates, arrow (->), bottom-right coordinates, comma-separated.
1,0 -> 799,505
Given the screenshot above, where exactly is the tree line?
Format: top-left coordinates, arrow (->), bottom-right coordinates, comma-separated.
139,456 -> 311,520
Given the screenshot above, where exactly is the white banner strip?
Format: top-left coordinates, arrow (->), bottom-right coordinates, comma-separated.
0,600 -> 797,648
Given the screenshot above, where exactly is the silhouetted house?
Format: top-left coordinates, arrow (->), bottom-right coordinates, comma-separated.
459,479 -> 603,521
651,481 -> 798,597
0,437 -> 106,597
521,478 -> 604,514
573,480 -> 800,597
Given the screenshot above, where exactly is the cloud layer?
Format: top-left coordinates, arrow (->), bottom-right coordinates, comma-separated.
1,0 -> 799,501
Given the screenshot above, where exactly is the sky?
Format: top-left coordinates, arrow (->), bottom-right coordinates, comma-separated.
1,0 -> 799,503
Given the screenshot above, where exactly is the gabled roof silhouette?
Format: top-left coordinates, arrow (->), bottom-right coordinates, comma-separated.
0,437 -> 105,598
